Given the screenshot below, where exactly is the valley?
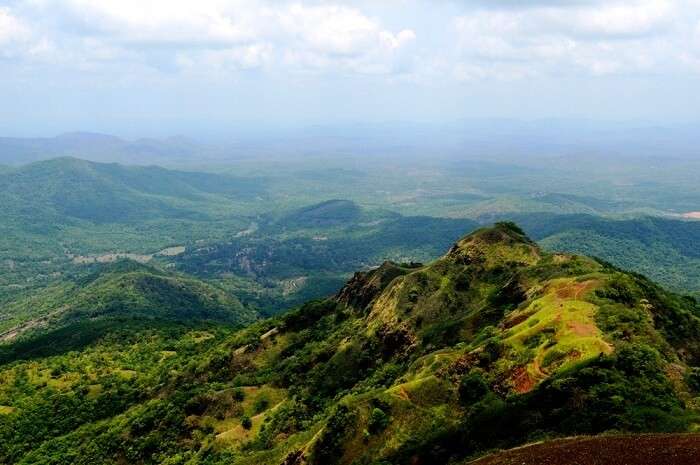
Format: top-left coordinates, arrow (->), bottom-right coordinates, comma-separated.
2,157 -> 700,318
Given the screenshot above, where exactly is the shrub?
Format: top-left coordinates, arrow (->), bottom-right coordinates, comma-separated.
311,405 -> 356,465
458,371 -> 489,405
367,407 -> 389,434
232,388 -> 245,401
253,397 -> 270,414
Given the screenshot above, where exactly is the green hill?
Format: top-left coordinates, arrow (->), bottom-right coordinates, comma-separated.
282,200 -> 363,227
1,224 -> 699,464
0,261 -> 258,362
510,213 -> 700,296
0,157 -> 263,224
0,157 -> 264,301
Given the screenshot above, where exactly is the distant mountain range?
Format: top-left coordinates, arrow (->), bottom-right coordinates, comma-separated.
0,132 -> 219,166
4,121 -> 700,167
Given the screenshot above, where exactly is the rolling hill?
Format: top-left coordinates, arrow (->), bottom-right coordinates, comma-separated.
281,199 -> 363,228
0,261 -> 258,363
1,223 -> 699,464
0,157 -> 266,300
0,157 -> 264,224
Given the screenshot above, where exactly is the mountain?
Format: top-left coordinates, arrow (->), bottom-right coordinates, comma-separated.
0,157 -> 265,300
0,133 -> 220,166
1,223 -> 699,464
0,261 -> 258,362
509,213 -> 700,296
0,157 -> 264,224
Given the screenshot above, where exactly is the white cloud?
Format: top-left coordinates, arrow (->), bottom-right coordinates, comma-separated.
0,7 -> 32,50
556,0 -> 674,38
2,0 -> 699,81
452,0 -> 692,78
10,0 -> 416,75
54,0 -> 263,45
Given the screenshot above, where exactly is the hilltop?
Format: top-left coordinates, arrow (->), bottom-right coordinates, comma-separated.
281,200 -> 363,228
0,261 -> 258,363
1,224 -> 699,464
468,434 -> 700,465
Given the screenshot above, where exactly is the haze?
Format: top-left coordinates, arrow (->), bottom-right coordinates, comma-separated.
2,0 -> 700,138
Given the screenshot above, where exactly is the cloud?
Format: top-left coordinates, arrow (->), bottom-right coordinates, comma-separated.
452,0 -> 689,78
9,0 -> 415,75
52,0 -> 263,46
1,0 -> 699,83
455,0 -> 606,9
0,7 -> 31,50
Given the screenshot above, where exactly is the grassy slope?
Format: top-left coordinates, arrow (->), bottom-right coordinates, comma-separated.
511,213 -> 700,296
2,224 -> 700,465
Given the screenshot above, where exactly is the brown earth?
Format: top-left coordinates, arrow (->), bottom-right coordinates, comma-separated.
567,321 -> 597,337
555,280 -> 598,300
468,434 -> 700,465
510,366 -> 536,394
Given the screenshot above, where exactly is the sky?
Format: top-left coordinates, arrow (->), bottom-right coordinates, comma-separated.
1,0 -> 700,137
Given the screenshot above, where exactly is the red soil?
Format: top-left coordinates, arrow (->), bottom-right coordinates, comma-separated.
510,366 -> 536,394
555,280 -> 598,300
469,434 -> 700,465
567,321 -> 597,337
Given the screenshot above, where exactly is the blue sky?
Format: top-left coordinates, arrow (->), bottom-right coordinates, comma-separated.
1,0 -> 700,137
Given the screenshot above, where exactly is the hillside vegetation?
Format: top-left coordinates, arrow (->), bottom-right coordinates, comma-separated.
2,157 -> 700,316
513,213 -> 700,296
0,261 -> 258,362
1,224 -> 699,464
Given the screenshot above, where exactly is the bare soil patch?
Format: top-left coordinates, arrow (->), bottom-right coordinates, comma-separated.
554,280 -> 598,300
567,321 -> 597,337
510,366 -> 536,394
469,434 -> 700,465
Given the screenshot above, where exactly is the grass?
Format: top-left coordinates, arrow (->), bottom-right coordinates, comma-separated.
503,277 -> 613,388
0,405 -> 15,414
213,385 -> 287,447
